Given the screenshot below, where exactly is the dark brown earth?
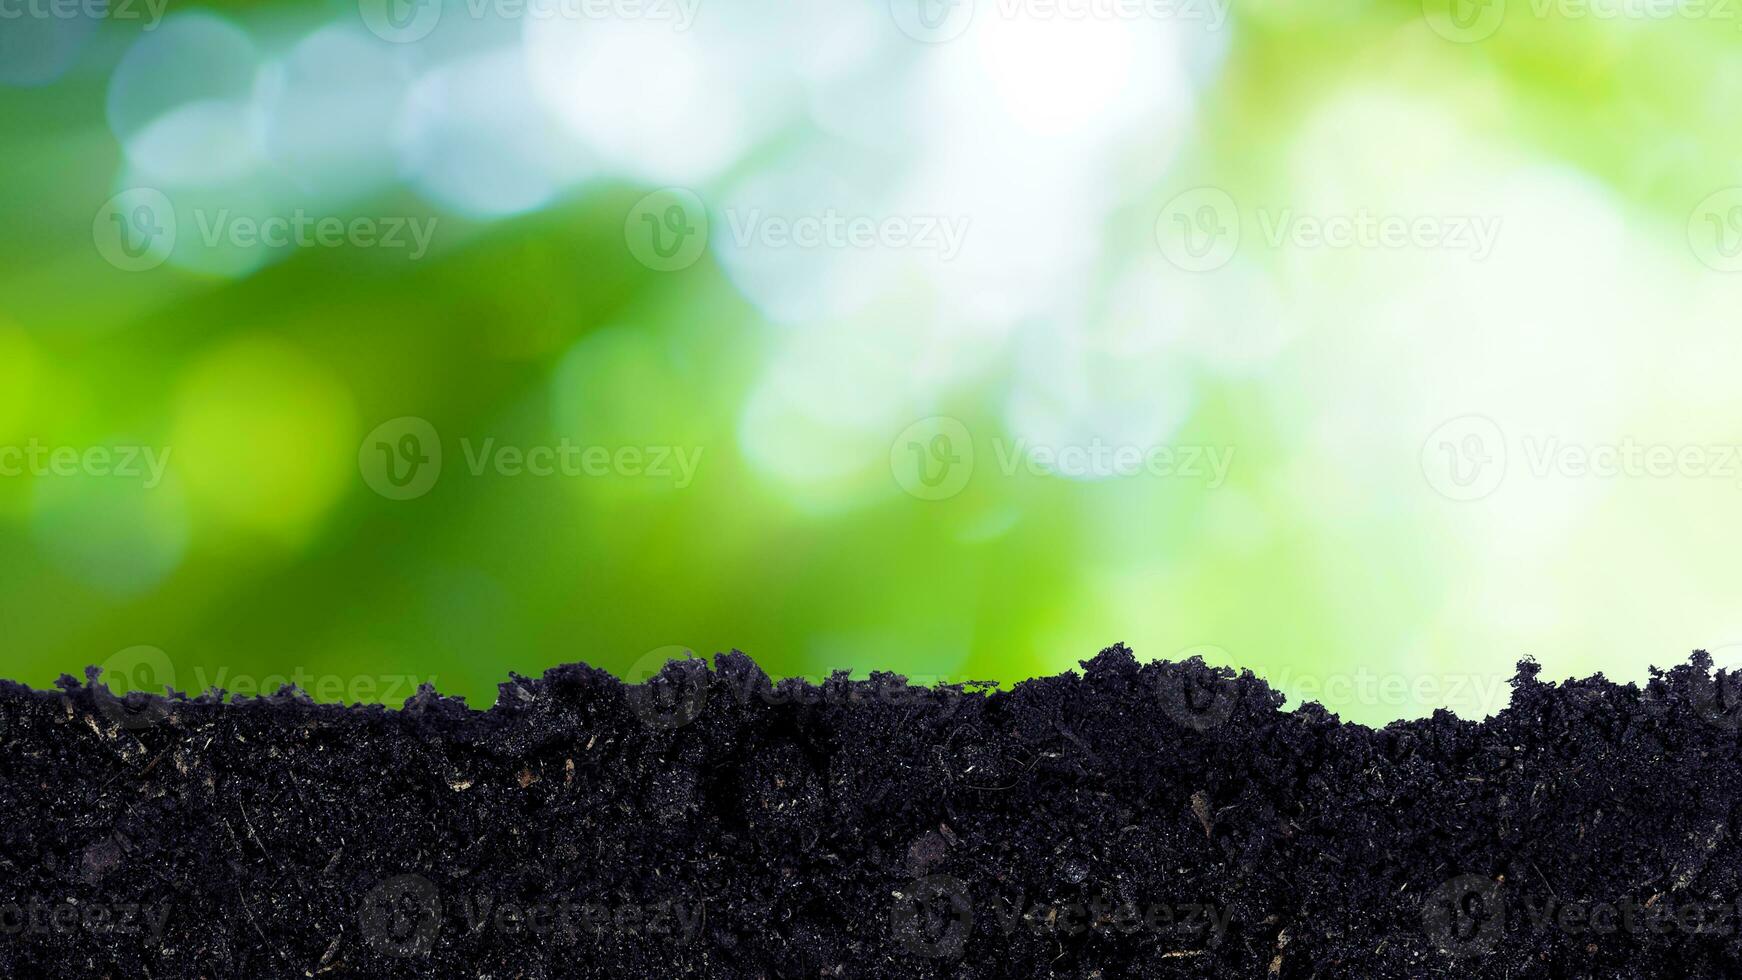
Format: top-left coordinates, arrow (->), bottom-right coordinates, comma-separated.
1,646 -> 1739,978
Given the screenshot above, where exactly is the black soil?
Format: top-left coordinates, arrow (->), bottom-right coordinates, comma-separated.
2,647 -> 1740,978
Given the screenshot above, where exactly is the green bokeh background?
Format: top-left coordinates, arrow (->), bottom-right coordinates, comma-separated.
5,0 -> 1742,723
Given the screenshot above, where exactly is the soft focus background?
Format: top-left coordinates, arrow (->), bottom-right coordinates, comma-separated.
3,0 -> 1741,724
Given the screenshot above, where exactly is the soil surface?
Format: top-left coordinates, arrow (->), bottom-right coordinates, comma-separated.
1,647 -> 1739,978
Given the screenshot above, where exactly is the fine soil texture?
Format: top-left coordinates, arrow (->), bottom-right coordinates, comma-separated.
2,647 -> 1740,978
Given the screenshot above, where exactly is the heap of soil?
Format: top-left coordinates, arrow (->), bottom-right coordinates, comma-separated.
1,647 -> 1739,978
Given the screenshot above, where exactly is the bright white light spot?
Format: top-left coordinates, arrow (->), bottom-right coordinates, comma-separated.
1101,258 -> 1294,373
523,17 -> 763,185
964,15 -> 1142,135
108,14 -> 263,186
737,328 -> 920,506
1003,321 -> 1195,482
711,141 -> 905,326
122,100 -> 264,186
398,46 -> 591,218
900,15 -> 1199,327
260,25 -> 412,200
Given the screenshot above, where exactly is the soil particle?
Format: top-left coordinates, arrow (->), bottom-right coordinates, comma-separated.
0,648 -> 1738,978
